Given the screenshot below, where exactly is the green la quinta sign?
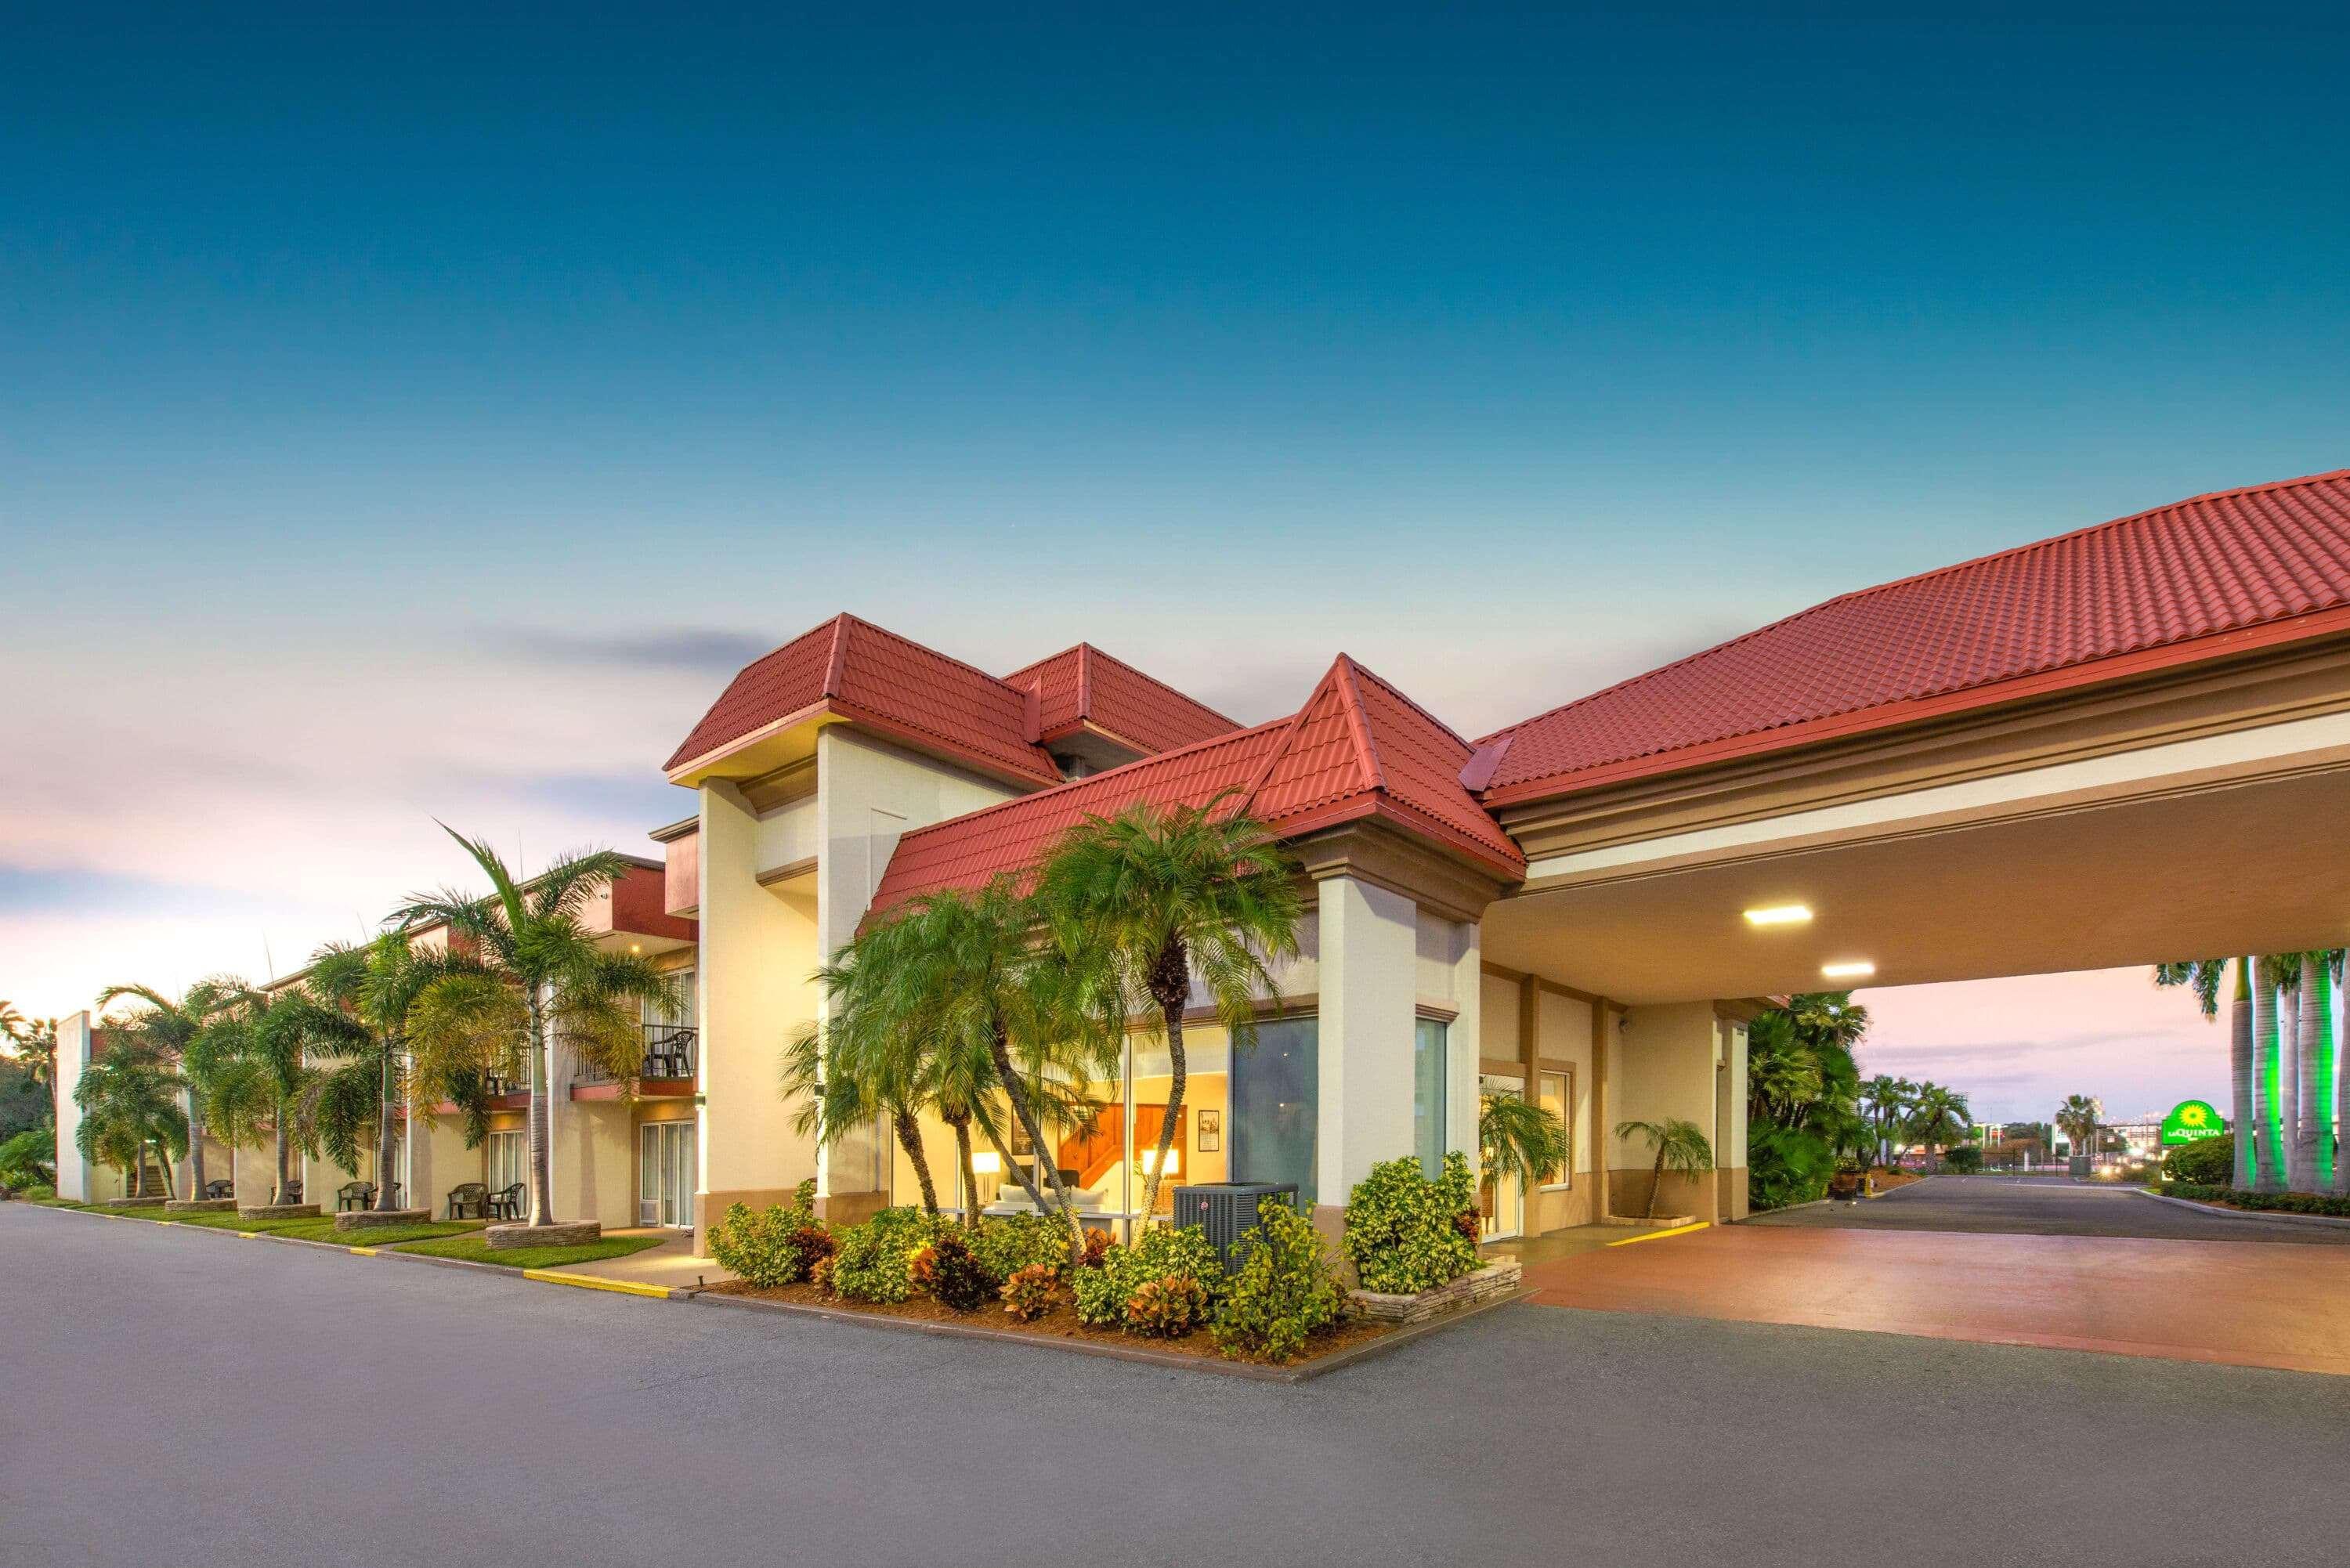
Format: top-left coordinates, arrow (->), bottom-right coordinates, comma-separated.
2160,1100 -> 2226,1145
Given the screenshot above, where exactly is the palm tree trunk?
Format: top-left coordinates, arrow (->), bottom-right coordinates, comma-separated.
892,1105 -> 939,1216
1140,990 -> 1187,1220
2331,957 -> 2350,1197
2254,964 -> 2285,1192
1645,1148 -> 1666,1221
186,1089 -> 208,1200
985,1020 -> 1086,1263
373,1046 -> 402,1212
946,1111 -> 980,1228
2292,956 -> 2319,1192
274,1112 -> 292,1205
2231,958 -> 2256,1191
526,996 -> 554,1227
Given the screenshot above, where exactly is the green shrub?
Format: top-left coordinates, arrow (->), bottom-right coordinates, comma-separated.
967,1211 -> 1071,1282
830,1206 -> 944,1302
1000,1262 -> 1061,1321
2160,1180 -> 2350,1216
1068,1224 -> 1227,1331
1343,1151 -> 1479,1295
1125,1275 -> 1210,1338
1748,1124 -> 1836,1209
705,1179 -> 822,1288
1212,1197 -> 1347,1363
1941,1144 -> 1985,1174
2163,1134 -> 2233,1186
910,1231 -> 998,1311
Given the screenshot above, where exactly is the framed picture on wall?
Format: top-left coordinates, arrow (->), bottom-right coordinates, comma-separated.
1198,1110 -> 1220,1152
1010,1120 -> 1033,1157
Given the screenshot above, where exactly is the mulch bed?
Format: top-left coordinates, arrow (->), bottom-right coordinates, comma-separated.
702,1278 -> 1396,1367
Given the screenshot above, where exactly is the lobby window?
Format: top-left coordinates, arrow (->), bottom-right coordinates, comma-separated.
1538,1069 -> 1572,1189
1413,1017 -> 1448,1179
1231,1015 -> 1318,1205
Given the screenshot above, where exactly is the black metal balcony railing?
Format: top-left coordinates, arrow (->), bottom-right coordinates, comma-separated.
571,1022 -> 698,1088
481,1052 -> 532,1098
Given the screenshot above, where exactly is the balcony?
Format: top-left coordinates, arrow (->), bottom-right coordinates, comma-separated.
570,1023 -> 698,1100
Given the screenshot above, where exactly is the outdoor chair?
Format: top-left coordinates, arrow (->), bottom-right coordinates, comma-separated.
489,1181 -> 525,1220
446,1182 -> 489,1219
336,1181 -> 375,1212
204,1180 -> 233,1200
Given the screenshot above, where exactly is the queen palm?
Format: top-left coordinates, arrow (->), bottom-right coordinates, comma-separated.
1480,1093 -> 1571,1190
1039,795 -> 1303,1220
1907,1082 -> 1971,1172
1858,1075 -> 1914,1169
72,1038 -> 188,1198
94,977 -> 245,1199
1614,1117 -> 1714,1221
396,828 -> 674,1230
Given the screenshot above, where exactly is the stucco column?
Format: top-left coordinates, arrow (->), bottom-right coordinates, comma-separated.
1314,873 -> 1419,1219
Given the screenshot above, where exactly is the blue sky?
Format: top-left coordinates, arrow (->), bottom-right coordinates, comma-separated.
5,3 -> 2344,1118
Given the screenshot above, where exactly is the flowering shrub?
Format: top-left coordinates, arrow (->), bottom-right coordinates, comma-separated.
1343,1152 -> 1480,1295
1211,1197 -> 1347,1363
1125,1275 -> 1210,1338
830,1206 -> 945,1303
1082,1227 -> 1114,1269
1000,1263 -> 1061,1322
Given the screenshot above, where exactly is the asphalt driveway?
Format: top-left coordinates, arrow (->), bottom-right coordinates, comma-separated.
1749,1174 -> 2350,1242
6,1204 -> 2349,1568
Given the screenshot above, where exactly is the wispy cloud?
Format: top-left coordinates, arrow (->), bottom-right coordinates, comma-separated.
485,626 -> 776,676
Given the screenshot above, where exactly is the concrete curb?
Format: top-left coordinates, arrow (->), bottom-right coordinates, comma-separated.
2131,1187 -> 2350,1230
21,1201 -> 683,1296
683,1283 -> 1524,1382
1605,1220 -> 1708,1247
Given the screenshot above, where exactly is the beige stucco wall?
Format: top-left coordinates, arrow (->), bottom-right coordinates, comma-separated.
1611,1000 -> 1724,1221
1477,973 -> 1599,1234
1314,874 -> 1419,1210
552,1101 -> 635,1230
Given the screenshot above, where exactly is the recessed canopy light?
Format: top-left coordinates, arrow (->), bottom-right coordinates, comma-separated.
1743,904 -> 1813,927
1821,961 -> 1875,979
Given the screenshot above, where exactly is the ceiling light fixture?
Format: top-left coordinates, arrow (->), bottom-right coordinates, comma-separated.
1821,961 -> 1875,979
1742,904 -> 1813,927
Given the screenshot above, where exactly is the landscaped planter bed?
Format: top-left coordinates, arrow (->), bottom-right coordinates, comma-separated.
694,1277 -> 1506,1379
164,1198 -> 239,1213
239,1203 -> 321,1220
334,1207 -> 432,1231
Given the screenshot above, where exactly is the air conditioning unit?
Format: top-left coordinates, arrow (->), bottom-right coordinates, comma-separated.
1170,1182 -> 1299,1272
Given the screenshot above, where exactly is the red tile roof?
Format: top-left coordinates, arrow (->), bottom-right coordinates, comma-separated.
1476,469 -> 2350,805
871,655 -> 1524,915
665,614 -> 1063,786
1002,643 -> 1239,757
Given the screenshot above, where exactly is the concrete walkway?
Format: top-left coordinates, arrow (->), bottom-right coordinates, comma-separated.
538,1227 -> 731,1289
1522,1219 -> 2350,1375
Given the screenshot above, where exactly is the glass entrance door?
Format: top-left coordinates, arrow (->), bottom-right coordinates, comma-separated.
639,1122 -> 696,1227
1478,1072 -> 1525,1241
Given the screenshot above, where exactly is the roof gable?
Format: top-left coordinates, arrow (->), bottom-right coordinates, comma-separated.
1000,642 -> 1238,757
1479,468 -> 2350,804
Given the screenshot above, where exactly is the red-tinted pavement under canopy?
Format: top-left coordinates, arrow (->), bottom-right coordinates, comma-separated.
1519,1223 -> 2350,1378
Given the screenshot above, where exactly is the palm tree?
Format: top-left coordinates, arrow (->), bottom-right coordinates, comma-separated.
2284,951 -> 2343,1194
1745,1011 -> 1825,1127
1907,1082 -> 1971,1172
396,827 -> 674,1230
1038,795 -> 1304,1219
94,977 -> 244,1200
2252,956 -> 2286,1191
1857,1075 -> 1914,1169
1480,1093 -> 1570,1190
72,1038 -> 188,1198
218,985 -> 326,1203
2055,1094 -> 2099,1172
1615,1117 -> 1715,1221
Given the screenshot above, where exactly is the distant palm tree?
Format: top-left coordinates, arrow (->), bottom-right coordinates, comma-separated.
1615,1117 -> 1715,1221
1858,1075 -> 1914,1169
95,977 -> 245,1199
2055,1094 -> 2099,1172
1039,795 -> 1303,1220
2157,959 -> 2253,1191
396,828 -> 674,1231
1907,1083 -> 1971,1172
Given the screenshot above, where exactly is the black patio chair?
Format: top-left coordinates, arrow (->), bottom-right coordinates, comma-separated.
336,1180 -> 374,1212
446,1182 -> 489,1219
204,1180 -> 233,1200
489,1181 -> 526,1221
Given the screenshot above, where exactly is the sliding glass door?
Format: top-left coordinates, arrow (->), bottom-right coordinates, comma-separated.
639,1122 -> 696,1228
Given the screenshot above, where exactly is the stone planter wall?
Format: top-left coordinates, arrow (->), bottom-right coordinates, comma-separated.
486,1219 -> 601,1249
164,1198 -> 239,1213
1603,1213 -> 1695,1228
334,1208 -> 432,1232
1350,1259 -> 1522,1324
238,1203 -> 321,1220
110,1197 -> 169,1209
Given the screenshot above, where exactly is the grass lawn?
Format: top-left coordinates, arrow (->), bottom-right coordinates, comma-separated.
394,1233 -> 667,1270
